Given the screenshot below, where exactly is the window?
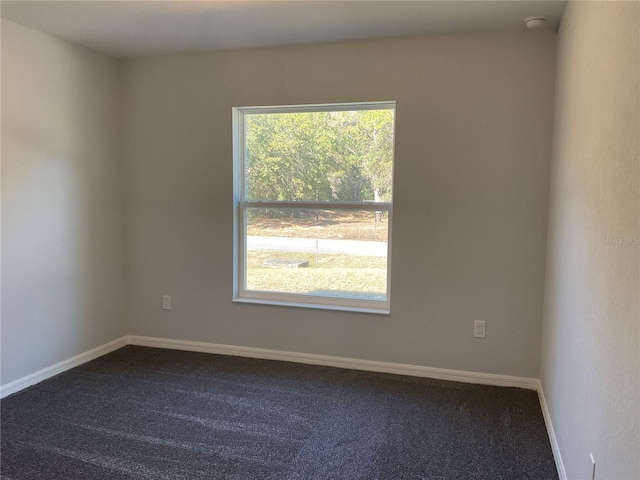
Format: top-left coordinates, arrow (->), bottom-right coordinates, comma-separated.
233,102 -> 395,314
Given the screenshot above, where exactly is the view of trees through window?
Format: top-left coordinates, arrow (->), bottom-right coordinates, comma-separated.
236,104 -> 395,309
245,109 -> 394,203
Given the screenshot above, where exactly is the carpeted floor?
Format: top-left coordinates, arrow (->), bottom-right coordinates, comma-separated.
1,346 -> 558,480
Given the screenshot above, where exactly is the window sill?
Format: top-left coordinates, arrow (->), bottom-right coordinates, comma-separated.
232,297 -> 390,315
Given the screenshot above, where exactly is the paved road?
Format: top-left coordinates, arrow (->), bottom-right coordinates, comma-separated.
247,236 -> 387,257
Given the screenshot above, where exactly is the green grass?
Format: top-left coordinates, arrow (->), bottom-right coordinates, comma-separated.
246,251 -> 387,296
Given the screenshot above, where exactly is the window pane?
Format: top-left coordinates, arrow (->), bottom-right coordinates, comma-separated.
245,110 -> 394,203
245,208 -> 388,300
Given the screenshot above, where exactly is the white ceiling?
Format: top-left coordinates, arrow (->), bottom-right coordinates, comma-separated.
1,1 -> 567,58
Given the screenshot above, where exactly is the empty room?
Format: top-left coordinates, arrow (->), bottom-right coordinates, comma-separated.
1,1 -> 638,479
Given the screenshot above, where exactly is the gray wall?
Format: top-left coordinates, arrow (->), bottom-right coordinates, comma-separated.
1,20 -> 127,385
123,30 -> 557,378
540,2 -> 639,479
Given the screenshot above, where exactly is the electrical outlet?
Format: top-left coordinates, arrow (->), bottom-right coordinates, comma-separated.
590,453 -> 596,480
474,320 -> 486,338
162,295 -> 171,311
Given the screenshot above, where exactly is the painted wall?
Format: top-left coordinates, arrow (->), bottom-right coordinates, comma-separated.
123,30 -> 556,378
540,2 -> 639,479
1,20 -> 126,385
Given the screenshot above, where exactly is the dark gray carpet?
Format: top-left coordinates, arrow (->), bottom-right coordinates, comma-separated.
1,346 -> 558,480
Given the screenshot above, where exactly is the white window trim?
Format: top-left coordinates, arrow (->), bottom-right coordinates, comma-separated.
232,102 -> 395,315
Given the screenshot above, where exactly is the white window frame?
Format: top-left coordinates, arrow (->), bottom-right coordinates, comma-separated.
232,101 -> 395,314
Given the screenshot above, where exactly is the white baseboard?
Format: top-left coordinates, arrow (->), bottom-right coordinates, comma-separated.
537,380 -> 567,480
0,336 -> 128,399
0,335 -> 540,396
128,335 -> 540,390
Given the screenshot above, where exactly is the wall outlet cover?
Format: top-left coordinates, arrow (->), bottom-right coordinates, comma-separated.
474,320 -> 486,338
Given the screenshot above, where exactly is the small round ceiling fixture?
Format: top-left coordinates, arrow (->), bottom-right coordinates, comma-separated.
525,16 -> 548,29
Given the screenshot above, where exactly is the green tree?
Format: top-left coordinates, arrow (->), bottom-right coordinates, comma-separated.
245,108 -> 394,206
